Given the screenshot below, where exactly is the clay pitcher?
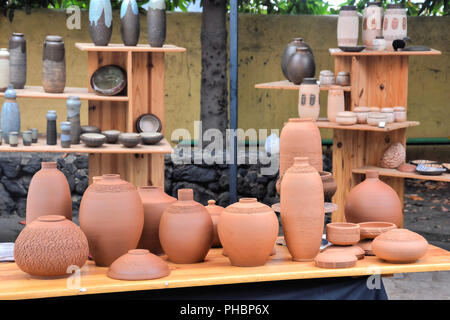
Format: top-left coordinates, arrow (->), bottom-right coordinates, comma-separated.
26,162 -> 72,224
281,157 -> 324,261
205,200 -> 224,248
79,174 -> 144,267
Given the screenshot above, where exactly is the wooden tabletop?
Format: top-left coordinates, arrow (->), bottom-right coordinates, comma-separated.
75,43 -> 186,53
1,243 -> 449,300
316,120 -> 420,132
329,48 -> 442,56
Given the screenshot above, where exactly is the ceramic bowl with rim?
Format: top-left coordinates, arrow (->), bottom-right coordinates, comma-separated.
90,65 -> 127,96
336,111 -> 357,125
102,130 -> 121,144
319,70 -> 335,86
80,133 -> 107,147
369,107 -> 380,113
81,125 -> 101,134
381,107 -> 395,123
119,133 -> 142,148
140,132 -> 164,145
393,106 -> 407,122
367,112 -> 388,126
326,222 -> 360,245
135,113 -> 162,133
358,222 -> 397,239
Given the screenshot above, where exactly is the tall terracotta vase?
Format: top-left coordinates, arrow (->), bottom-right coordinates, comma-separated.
281,157 -> 324,261
147,0 -> 166,47
159,189 -> 213,263
345,170 -> 402,227
42,36 -> 66,93
26,162 -> 72,224
205,200 -> 224,248
327,86 -> 345,122
137,186 -> 176,255
0,48 -> 10,92
79,174 -> 144,267
89,0 -> 113,46
120,0 -> 140,46
8,33 -> 26,89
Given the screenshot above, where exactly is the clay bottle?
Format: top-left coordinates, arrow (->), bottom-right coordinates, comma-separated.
42,35 -> 66,93
137,186 -> 176,255
159,189 -> 213,263
281,157 -> 324,261
79,174 -> 144,267
345,170 -> 402,227
205,200 -> 224,248
26,162 -> 72,224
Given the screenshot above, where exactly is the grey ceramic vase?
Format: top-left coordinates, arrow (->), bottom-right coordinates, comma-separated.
147,0 -> 166,47
67,96 -> 81,144
281,38 -> 313,80
42,36 -> 66,93
120,0 -> 140,46
286,47 -> 316,85
8,33 -> 27,89
89,0 -> 113,46
1,85 -> 21,144
46,110 -> 57,145
60,121 -> 71,148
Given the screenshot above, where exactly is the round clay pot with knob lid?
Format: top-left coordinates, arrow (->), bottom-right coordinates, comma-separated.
286,47 -> 316,85
281,37 -> 313,80
205,200 -> 224,248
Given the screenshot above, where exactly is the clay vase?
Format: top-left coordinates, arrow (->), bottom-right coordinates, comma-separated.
14,215 -> 89,276
205,200 -> 225,248
8,33 -> 26,89
1,85 -> 20,144
79,174 -> 144,267
159,189 -> 213,263
372,229 -> 428,263
218,198 -> 279,267
147,0 -> 166,47
46,110 -> 57,145
42,36 -> 66,93
281,157 -> 324,261
89,0 -> 113,46
363,2 -> 384,49
298,78 -> 320,121
383,4 -> 407,51
286,47 -> 315,85
60,121 -> 71,148
26,162 -> 72,224
137,186 -> 176,255
0,48 -> 10,92
327,86 -> 345,122
67,96 -> 81,144
345,170 -> 402,227
120,0 -> 140,46
281,38 -> 313,80
320,171 -> 337,202
337,5 -> 359,47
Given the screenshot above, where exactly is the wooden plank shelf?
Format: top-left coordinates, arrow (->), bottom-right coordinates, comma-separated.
316,120 -> 420,132
75,43 -> 186,53
254,80 -> 351,91
329,48 -> 442,56
0,243 -> 449,300
353,166 -> 450,183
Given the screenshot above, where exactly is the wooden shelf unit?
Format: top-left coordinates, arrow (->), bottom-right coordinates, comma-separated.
254,80 -> 351,91
316,120 -> 420,132
353,166 -> 450,183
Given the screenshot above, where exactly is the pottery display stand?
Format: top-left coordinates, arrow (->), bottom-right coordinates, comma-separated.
0,44 -> 186,187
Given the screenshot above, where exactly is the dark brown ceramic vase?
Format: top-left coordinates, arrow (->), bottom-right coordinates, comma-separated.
286,47 -> 316,85
8,33 -> 26,89
79,174 -> 144,267
14,215 -> 89,276
26,162 -> 72,224
42,35 -> 66,93
159,189 -> 213,264
218,198 -> 279,267
281,157 -> 324,261
345,170 -> 403,227
281,38 -> 313,80
137,186 -> 176,255
205,200 -> 224,248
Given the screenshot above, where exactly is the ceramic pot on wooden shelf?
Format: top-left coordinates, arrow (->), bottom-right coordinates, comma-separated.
67,96 -> 81,144
42,35 -> 66,93
89,0 -> 113,46
147,0 -> 166,47
205,200 -> 225,248
337,5 -> 359,47
286,47 -> 315,85
0,48 -> 10,92
383,4 -> 407,51
281,38 -> 313,80
1,85 -> 20,144
8,33 -> 26,89
380,142 -> 406,169
363,2 -> 384,49
298,78 -> 320,121
120,0 -> 140,46
327,86 -> 345,123
46,110 -> 57,145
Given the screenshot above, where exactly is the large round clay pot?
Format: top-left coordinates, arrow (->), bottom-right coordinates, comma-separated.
281,38 -> 313,80
205,200 -> 224,248
159,189 -> 213,263
26,162 -> 72,224
42,36 -> 66,93
137,186 -> 176,255
286,47 -> 315,85
281,157 -> 324,261
319,171 -> 337,202
218,198 -> 279,267
147,0 -> 166,47
120,0 -> 140,46
79,174 -> 144,267
89,0 -> 113,46
345,170 -> 402,227
8,33 -> 26,89
14,215 -> 89,276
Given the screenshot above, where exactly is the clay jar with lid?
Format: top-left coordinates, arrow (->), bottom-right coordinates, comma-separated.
327,86 -> 345,122
298,78 -> 320,121
383,4 -> 407,51
319,70 -> 335,86
26,161 -> 72,224
159,189 -> 213,264
394,106 -> 406,122
363,2 -> 383,49
281,38 -> 313,80
354,106 -> 371,124
79,174 -> 144,267
337,5 -> 359,47
218,198 -> 279,267
345,170 -> 402,227
336,71 -> 350,86
367,112 -> 388,126
205,200 -> 224,248
281,157 -> 324,261
381,107 -> 395,123
137,186 -> 176,255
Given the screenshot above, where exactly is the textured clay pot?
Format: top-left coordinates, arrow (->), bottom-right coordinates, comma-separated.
1,85 -> 20,144
79,174 -> 144,267
89,0 -> 113,46
120,0 -> 140,46
281,157 -> 324,261
319,171 -> 337,202
26,162 -> 72,224
42,35 -> 66,93
159,189 -> 213,264
345,170 -> 403,227
356,239 -> 374,256
327,86 -> 345,122
315,251 -> 357,269
298,78 -> 320,121
46,110 -> 57,145
380,142 -> 406,169
14,215 -> 88,276
8,33 -> 26,89
285,47 -> 315,85
281,38 -> 313,80
205,200 -> 224,248
326,222 -> 360,246
372,229 -> 428,263
383,4 -> 407,51
323,245 -> 365,260
147,0 -> 166,47
337,6 -> 359,47
0,48 -> 10,92
218,198 -> 279,267
137,186 -> 176,255
362,2 -> 384,48
359,222 -> 397,239
107,249 -> 170,281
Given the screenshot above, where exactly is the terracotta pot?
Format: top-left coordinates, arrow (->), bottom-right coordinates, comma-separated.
281,157 -> 324,261
345,170 -> 402,227
337,6 -> 359,47
79,174 -> 144,267
137,186 -> 176,255
120,0 -> 140,46
298,78 -> 320,121
285,47 -> 315,85
362,2 -> 384,48
147,0 -> 166,47
14,215 -> 88,276
1,85 -> 21,144
327,86 -> 345,122
372,229 -> 428,263
42,36 -> 66,93
8,33 -> 26,89
323,245 -> 365,260
383,4 -> 407,51
319,171 -> 337,202
26,162 -> 72,224
0,48 -> 10,92
356,239 -> 374,256
359,222 -> 397,239
281,38 -> 313,80
315,251 -> 357,269
205,199 -> 224,248
159,189 -> 213,264
218,198 -> 278,267
326,222 -> 360,246
89,0 -> 113,46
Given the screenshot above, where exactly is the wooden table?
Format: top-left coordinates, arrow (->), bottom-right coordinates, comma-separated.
1,243 -> 449,300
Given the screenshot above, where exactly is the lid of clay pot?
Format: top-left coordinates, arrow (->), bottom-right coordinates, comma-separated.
341,5 -> 356,11
374,229 -> 428,243
320,70 -> 334,76
315,251 -> 357,269
368,112 -> 387,119
381,107 -> 394,113
336,111 -> 356,118
356,239 -> 374,255
224,198 -> 274,215
323,245 -> 365,260
386,4 -> 404,9
393,106 -> 406,111
107,249 -> 170,281
45,35 -> 63,42
12,33 -> 24,37
367,2 -> 382,7
354,106 -> 371,112
301,78 -> 317,85
206,200 -> 224,216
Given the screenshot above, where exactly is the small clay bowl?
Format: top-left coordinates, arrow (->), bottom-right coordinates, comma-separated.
135,113 -> 162,133
102,130 -> 121,144
356,239 -> 374,256
336,111 -> 357,125
140,132 -> 164,145
358,222 -> 397,239
323,245 -> 365,260
315,251 -> 357,269
326,222 -> 360,245
81,125 -> 101,134
119,133 -> 141,148
397,163 -> 417,173
80,133 -> 107,148
367,112 -> 388,126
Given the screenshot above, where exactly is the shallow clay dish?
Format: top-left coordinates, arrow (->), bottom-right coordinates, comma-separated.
314,251 -> 357,269
135,113 -> 162,133
326,222 -> 360,245
338,45 -> 366,52
323,245 -> 365,260
80,133 -> 107,147
397,163 -> 416,173
102,130 -> 121,144
358,222 -> 397,239
81,125 -> 101,134
90,65 -> 127,96
356,239 -> 374,256
141,132 -> 164,145
119,133 -> 141,148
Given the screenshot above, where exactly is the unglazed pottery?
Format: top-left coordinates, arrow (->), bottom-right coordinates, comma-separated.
91,65 -> 126,96
79,174 -> 144,267
327,86 -> 345,122
60,121 -> 71,148
159,189 -> 213,263
337,6 -> 359,47
363,2 -> 383,49
218,198 -> 278,267
380,142 -> 406,169
205,200 -> 224,248
359,222 -> 397,239
81,133 -> 107,147
89,0 -> 113,46
42,35 -> 66,93
357,239 -> 374,256
102,130 -> 121,143
367,112 -> 387,126
383,4 -> 407,51
397,163 -> 416,173
323,245 -> 365,260
1,85 -> 20,144
46,110 -> 57,145
381,107 -> 395,123
336,111 -> 357,125
319,171 -> 337,202
107,249 -> 170,281
372,229 -> 428,263
326,222 -> 360,245
369,107 -> 381,113
319,70 -> 335,86
345,170 -> 402,227
147,0 -> 166,47
315,251 -> 357,269
394,106 -> 407,122
119,132 -> 141,148
120,0 -> 140,46
26,162 -> 72,224
141,132 -> 164,145
298,78 -> 320,121
281,157 -> 324,261
67,96 -> 81,144
14,215 -> 88,276
336,71 -> 351,86
137,186 -> 176,255
281,38 -> 313,80
8,33 -> 26,89
0,48 -> 10,91
285,47 -> 315,85
354,106 -> 371,124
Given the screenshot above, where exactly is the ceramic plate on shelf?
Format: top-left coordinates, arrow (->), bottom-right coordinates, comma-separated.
410,159 -> 438,166
416,164 -> 446,176
90,65 -> 127,96
135,113 -> 162,133
338,46 -> 366,52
